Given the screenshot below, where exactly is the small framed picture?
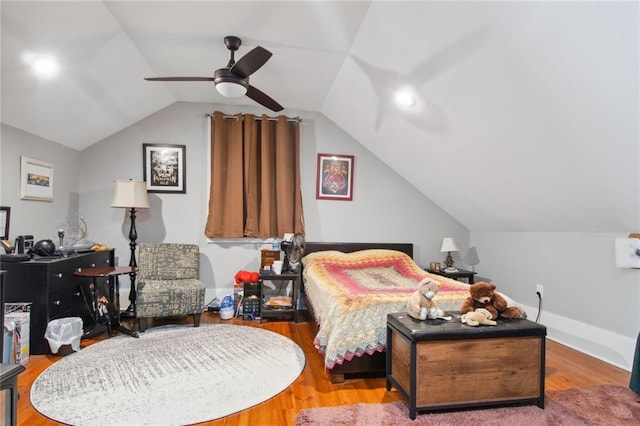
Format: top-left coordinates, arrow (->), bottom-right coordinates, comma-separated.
21,156 -> 54,201
316,153 -> 354,201
0,206 -> 10,239
143,144 -> 186,193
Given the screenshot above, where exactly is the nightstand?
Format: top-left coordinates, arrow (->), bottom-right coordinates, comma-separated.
260,272 -> 303,322
425,268 -> 476,284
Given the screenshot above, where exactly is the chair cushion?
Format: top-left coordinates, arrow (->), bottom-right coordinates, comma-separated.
138,243 -> 199,280
136,279 -> 206,317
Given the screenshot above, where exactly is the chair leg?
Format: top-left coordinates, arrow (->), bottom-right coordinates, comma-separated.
139,317 -> 148,332
193,313 -> 202,327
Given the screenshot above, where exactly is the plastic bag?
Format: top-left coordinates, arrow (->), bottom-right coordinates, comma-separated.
45,317 -> 83,354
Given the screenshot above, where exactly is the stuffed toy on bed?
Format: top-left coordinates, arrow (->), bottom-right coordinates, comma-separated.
407,278 -> 445,320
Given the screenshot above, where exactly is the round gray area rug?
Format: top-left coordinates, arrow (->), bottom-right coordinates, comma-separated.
31,324 -> 306,425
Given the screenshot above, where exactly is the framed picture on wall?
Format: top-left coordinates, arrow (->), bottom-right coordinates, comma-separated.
315,153 -> 354,201
0,206 -> 9,239
20,156 -> 54,201
142,143 -> 186,193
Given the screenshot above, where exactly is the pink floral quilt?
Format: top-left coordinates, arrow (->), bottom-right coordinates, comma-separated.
301,249 -> 470,370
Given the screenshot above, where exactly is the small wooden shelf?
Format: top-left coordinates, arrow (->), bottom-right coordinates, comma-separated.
260,249 -> 281,269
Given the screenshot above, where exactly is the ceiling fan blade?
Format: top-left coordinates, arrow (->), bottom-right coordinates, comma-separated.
230,46 -> 272,79
144,77 -> 215,82
246,85 -> 283,112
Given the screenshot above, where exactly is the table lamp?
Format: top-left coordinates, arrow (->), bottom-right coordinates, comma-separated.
440,237 -> 459,271
111,179 -> 150,317
465,246 -> 480,272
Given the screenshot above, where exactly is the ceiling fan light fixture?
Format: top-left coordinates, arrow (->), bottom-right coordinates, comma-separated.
215,80 -> 248,98
145,36 -> 281,110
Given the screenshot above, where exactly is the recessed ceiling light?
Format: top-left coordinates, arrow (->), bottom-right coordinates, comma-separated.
32,56 -> 59,78
22,51 -> 60,79
394,89 -> 416,108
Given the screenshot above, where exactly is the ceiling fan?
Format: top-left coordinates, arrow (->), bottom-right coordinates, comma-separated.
144,35 -> 283,112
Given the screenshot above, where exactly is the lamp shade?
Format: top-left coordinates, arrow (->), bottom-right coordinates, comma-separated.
440,237 -> 459,253
465,246 -> 480,266
111,180 -> 150,209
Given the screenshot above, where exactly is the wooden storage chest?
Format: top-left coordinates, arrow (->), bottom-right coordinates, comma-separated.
386,312 -> 546,419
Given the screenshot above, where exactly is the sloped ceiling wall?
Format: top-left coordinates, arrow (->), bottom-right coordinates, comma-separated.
2,1 -> 638,233
322,1 -> 639,232
0,1 -> 368,149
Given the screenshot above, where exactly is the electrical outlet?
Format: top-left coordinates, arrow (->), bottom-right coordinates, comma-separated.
536,284 -> 544,298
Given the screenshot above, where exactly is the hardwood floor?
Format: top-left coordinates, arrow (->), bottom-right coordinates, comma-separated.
15,312 -> 631,425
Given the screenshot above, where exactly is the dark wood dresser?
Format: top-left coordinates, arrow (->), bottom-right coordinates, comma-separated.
2,250 -> 114,354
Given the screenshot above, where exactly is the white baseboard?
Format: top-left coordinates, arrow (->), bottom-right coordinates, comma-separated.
520,302 -> 635,372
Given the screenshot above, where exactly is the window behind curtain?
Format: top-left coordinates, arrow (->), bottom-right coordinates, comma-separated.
205,111 -> 304,238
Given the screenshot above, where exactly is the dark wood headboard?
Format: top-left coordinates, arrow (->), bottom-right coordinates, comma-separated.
303,242 -> 413,258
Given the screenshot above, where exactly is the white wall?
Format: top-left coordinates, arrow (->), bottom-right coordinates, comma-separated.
472,231 -> 640,370
0,124 -> 80,242
78,102 -> 468,304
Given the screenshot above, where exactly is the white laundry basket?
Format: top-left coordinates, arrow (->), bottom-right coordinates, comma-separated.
45,317 -> 83,354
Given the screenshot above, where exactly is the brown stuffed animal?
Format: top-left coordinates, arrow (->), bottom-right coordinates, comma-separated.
460,282 -> 527,320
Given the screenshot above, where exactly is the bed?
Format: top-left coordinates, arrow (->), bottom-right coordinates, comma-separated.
300,242 -> 472,383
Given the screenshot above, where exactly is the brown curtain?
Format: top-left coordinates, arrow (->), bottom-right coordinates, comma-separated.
205,111 -> 304,238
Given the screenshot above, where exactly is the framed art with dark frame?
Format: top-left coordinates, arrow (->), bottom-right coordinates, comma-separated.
316,153 -> 354,201
143,143 -> 186,193
0,207 -> 10,239
21,156 -> 54,201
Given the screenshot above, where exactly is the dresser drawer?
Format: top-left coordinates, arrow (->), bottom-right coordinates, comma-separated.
49,255 -> 105,280
49,285 -> 86,317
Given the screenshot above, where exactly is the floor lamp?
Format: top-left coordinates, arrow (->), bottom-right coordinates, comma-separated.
111,179 -> 150,318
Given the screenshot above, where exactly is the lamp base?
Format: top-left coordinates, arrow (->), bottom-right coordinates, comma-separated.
444,252 -> 455,269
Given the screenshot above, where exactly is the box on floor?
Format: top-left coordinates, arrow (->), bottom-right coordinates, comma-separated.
4,303 -> 31,365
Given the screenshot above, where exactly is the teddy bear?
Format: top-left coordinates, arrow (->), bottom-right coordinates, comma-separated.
407,278 -> 445,320
460,282 -> 527,320
461,308 -> 497,326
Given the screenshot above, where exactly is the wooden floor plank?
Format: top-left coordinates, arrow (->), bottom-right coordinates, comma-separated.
15,312 -> 632,425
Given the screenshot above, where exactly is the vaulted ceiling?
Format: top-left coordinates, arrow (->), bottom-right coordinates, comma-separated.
2,1 -> 638,233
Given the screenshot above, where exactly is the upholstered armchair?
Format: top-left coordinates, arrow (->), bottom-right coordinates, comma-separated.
135,243 -> 206,332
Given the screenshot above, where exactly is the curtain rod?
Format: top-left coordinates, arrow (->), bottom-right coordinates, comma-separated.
206,238 -> 275,245
206,113 -> 300,123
